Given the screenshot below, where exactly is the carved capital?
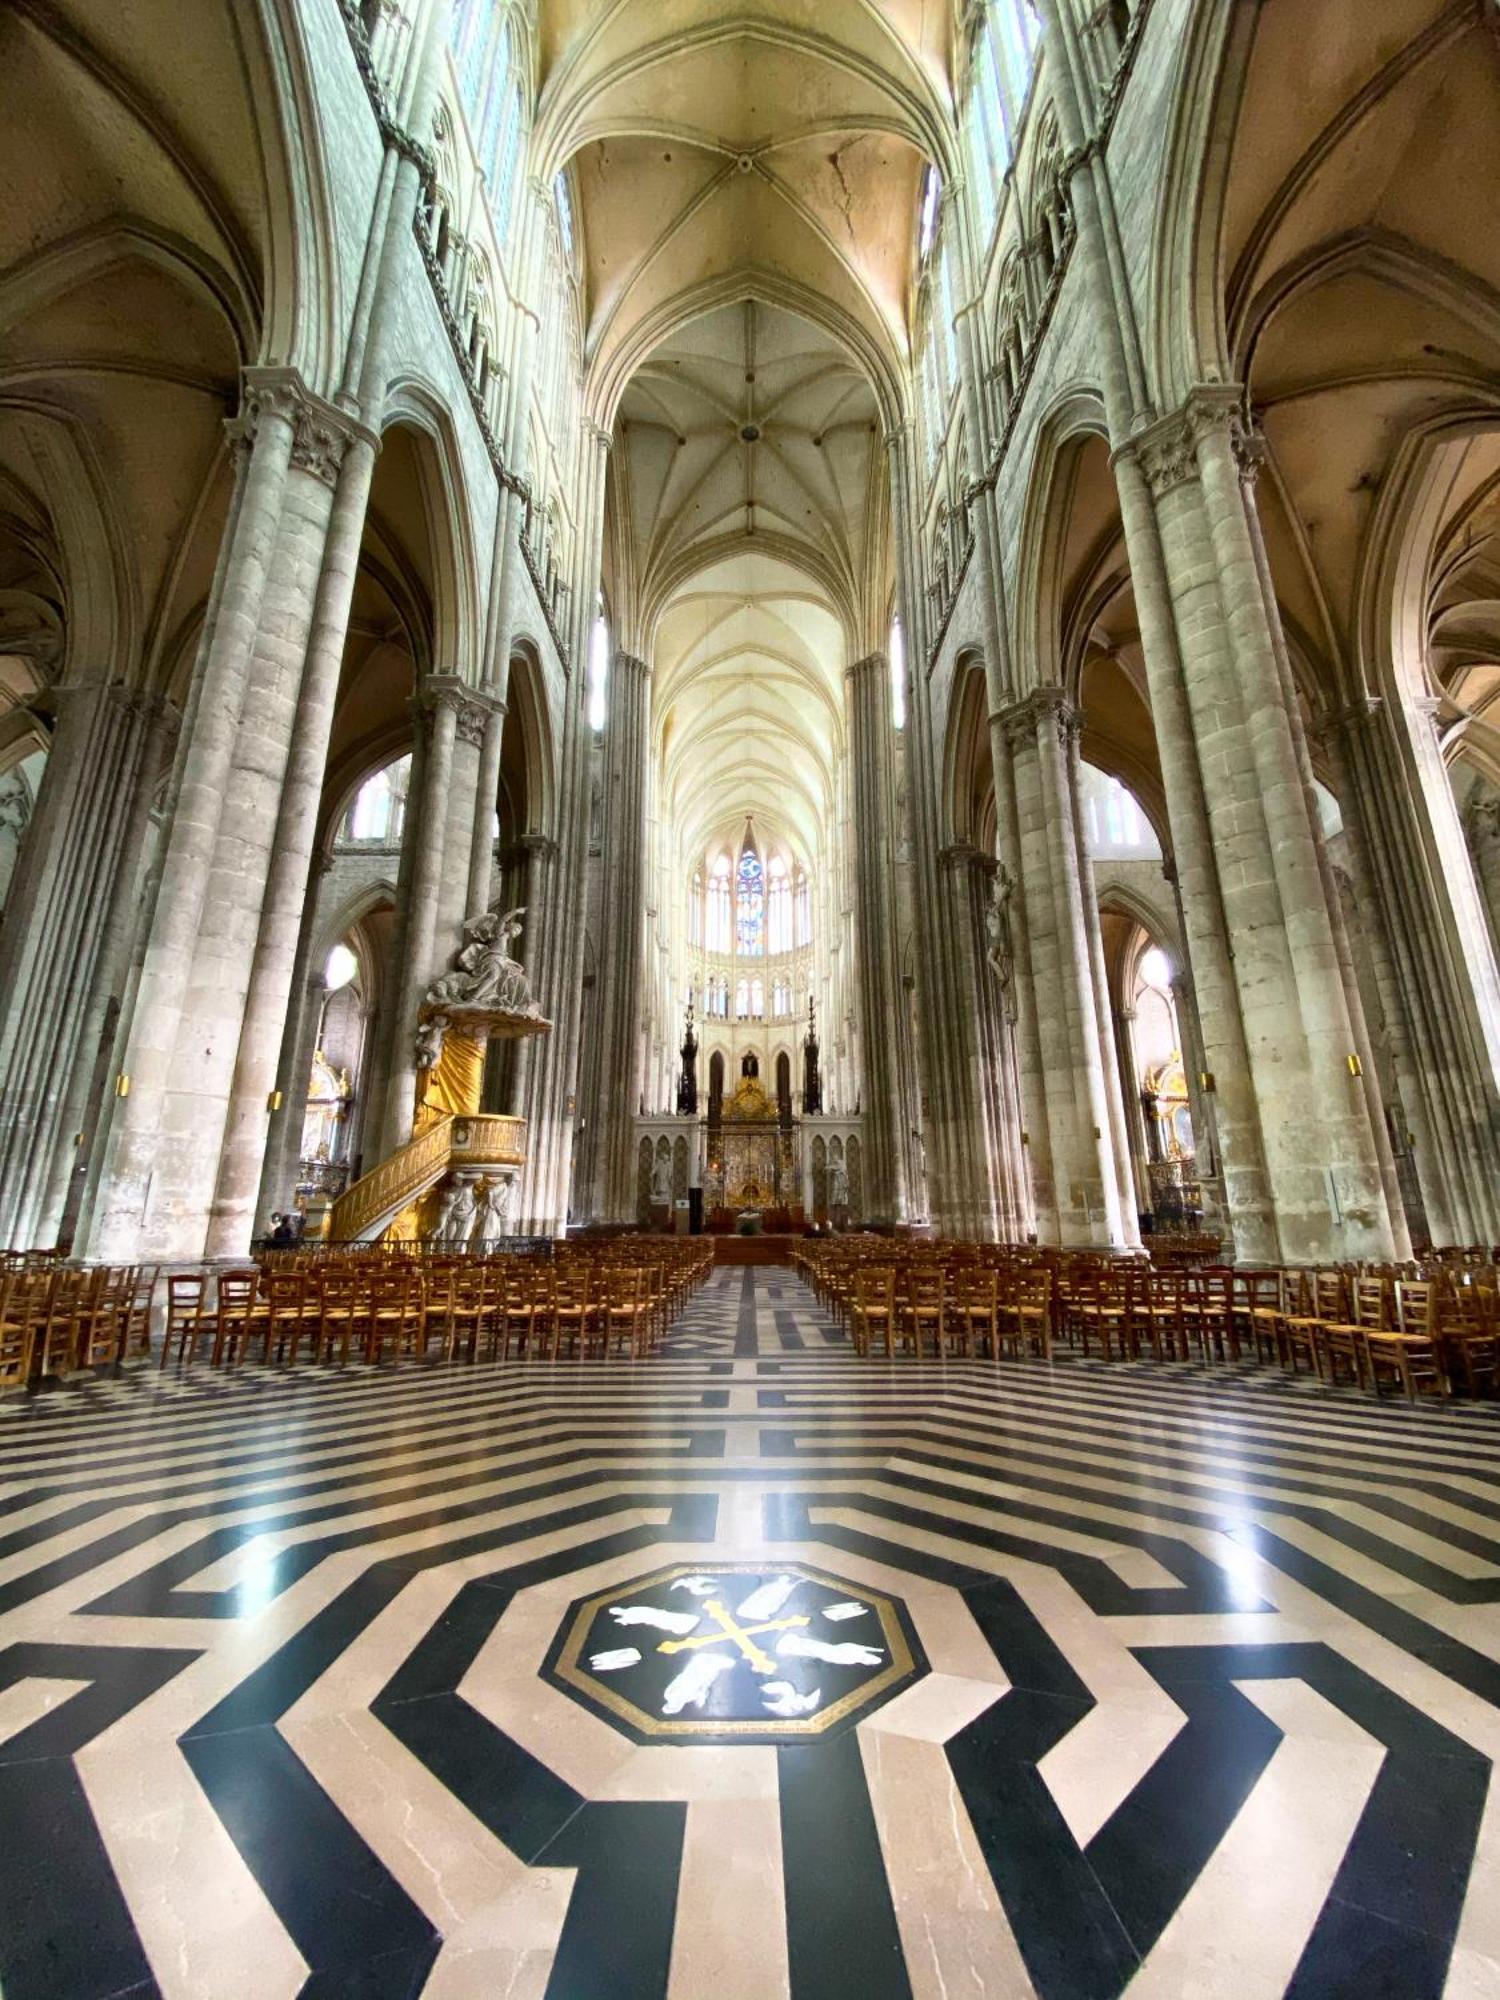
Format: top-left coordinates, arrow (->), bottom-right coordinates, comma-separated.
1121,411 -> 1197,499
454,695 -> 490,748
232,368 -> 362,488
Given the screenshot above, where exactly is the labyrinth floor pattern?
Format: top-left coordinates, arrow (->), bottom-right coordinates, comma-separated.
2,1267 -> 1500,1999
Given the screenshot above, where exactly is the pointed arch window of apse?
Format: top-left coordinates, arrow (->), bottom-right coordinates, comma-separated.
889,613 -> 907,730
588,600 -> 609,732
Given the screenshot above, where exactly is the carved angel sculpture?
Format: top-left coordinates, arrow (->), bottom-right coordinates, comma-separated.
424,905 -> 533,1013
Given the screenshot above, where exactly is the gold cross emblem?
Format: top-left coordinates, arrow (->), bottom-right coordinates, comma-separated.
656,1598 -> 810,1676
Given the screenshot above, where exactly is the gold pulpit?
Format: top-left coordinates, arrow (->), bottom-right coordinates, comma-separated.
328,904 -> 550,1243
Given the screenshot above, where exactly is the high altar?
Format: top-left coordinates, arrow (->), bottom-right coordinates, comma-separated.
706,1071 -> 793,1213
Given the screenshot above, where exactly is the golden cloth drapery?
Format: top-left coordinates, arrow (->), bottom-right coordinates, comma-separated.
414,1028 -> 486,1131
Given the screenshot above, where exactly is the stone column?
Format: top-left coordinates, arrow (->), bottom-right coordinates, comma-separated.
0,684 -> 176,1248
944,842 -> 1031,1240
586,649 -> 650,1222
522,422 -> 611,1236
467,696 -> 507,918
1022,0 -> 1279,1262
1327,701 -> 1500,1243
1190,395 -> 1394,1259
380,677 -> 459,1150
1466,796 -> 1500,960
1066,713 -> 1140,1243
254,853 -> 333,1231
1113,1005 -> 1151,1214
845,652 -> 908,1222
437,690 -> 488,955
358,706 -> 426,1168
1007,687 -> 1128,1246
203,410 -> 373,1257
88,377 -> 301,1260
505,833 -> 556,1117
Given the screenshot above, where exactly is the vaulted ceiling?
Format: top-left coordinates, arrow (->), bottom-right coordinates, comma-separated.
537,0 -> 951,885
610,299 -> 882,878
535,0 -> 952,411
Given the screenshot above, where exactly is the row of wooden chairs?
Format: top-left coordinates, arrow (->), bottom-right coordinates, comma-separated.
797,1240 -> 1500,1400
0,1264 -> 155,1390
159,1245 -> 713,1370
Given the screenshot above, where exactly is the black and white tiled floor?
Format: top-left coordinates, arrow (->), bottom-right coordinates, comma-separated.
2,1265 -> 1500,1998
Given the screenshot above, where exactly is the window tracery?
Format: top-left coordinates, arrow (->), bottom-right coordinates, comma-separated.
736,843 -> 764,956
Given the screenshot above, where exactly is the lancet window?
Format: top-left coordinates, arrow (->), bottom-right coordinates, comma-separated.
736,843 -> 764,956
707,855 -> 732,951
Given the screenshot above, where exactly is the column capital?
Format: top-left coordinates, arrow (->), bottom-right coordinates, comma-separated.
1317,693 -> 1385,746
233,366 -> 372,487
997,682 -> 1077,748
937,839 -> 990,873
412,672 -> 490,745
844,651 -> 887,685
1115,384 -> 1259,500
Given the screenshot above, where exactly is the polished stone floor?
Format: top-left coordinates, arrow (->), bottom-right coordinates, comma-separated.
2,1265 -> 1499,1999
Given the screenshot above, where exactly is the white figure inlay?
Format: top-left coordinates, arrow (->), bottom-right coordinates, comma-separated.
736,1574 -> 799,1621
609,1605 -> 702,1635
776,1632 -> 883,1668
670,1576 -> 720,1596
589,1648 -> 642,1671
762,1680 -> 822,1717
661,1652 -> 735,1715
822,1601 -> 869,1622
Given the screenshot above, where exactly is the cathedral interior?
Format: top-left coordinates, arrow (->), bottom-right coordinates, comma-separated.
2,1 -> 1500,1995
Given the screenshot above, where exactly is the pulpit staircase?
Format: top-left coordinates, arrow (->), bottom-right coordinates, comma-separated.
327,1112 -> 528,1243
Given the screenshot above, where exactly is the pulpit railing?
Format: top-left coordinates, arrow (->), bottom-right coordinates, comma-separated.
327,1113 -> 529,1243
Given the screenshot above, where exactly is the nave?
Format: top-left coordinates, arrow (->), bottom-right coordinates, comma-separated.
1,1268 -> 1498,1998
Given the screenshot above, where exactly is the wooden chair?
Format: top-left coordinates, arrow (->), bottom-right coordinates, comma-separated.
1274,1270 -> 1321,1376
603,1267 -> 651,1358
950,1268 -> 998,1358
1075,1273 -> 1127,1362
849,1267 -> 896,1358
551,1266 -> 595,1359
904,1267 -> 946,1358
1236,1268 -> 1285,1366
1141,1270 -> 1186,1363
1004,1271 -> 1054,1361
315,1270 -> 363,1365
262,1272 -> 319,1365
0,1273 -> 36,1391
1443,1278 -> 1499,1397
125,1266 -> 158,1359
213,1271 -> 264,1365
1365,1280 -> 1447,1401
82,1267 -> 134,1368
1319,1274 -> 1383,1389
1183,1267 -> 1236,1362
438,1261 -> 490,1362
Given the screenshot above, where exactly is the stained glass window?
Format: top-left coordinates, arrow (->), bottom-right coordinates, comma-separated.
736,845 -> 764,956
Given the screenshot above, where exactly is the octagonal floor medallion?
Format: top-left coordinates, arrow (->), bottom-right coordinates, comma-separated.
544,1560 -> 927,1743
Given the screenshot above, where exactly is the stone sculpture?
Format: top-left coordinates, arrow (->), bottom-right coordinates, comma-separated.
424,904 -> 538,1016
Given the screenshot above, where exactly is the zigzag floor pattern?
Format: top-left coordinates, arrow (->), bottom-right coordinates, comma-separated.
1,1265 -> 1498,1998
